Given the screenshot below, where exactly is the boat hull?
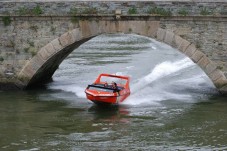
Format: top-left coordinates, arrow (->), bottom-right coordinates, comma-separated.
85,92 -> 130,105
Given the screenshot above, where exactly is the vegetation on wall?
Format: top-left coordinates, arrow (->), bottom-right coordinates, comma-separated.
2,16 -> 11,26
18,5 -> 43,16
147,7 -> 172,16
200,7 -> 212,16
128,7 -> 137,14
178,8 -> 189,16
0,56 -> 4,62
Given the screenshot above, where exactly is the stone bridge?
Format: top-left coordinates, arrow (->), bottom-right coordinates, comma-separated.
0,1 -> 227,94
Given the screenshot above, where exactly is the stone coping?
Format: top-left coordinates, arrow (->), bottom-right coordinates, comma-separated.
1,0 -> 227,2
1,15 -> 227,22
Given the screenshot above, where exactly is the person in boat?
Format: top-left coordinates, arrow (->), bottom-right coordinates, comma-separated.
112,82 -> 120,96
104,82 -> 108,87
112,82 -> 119,90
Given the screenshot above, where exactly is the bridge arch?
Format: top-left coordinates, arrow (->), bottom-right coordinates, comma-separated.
18,20 -> 227,93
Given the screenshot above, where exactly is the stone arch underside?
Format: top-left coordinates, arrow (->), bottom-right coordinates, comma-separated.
18,20 -> 227,93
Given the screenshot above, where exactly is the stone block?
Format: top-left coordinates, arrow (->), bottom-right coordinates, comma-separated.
69,28 -> 82,44
44,43 -> 56,56
209,69 -> 225,82
79,20 -> 92,38
191,50 -> 205,63
178,39 -> 191,53
173,35 -> 183,48
197,56 -> 211,70
90,20 -> 101,36
29,55 -> 45,72
51,38 -> 63,52
164,30 -> 174,45
38,47 -> 49,61
214,76 -> 227,89
21,63 -> 35,79
185,44 -> 197,57
106,21 -> 118,34
59,32 -> 71,47
205,62 -> 217,75
98,21 -> 108,33
157,28 -> 166,41
146,21 -> 160,38
118,21 -> 130,34
219,84 -> 227,94
115,9 -> 122,15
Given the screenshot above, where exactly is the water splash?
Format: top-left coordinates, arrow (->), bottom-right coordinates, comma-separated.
122,58 -> 201,105
130,58 -> 194,93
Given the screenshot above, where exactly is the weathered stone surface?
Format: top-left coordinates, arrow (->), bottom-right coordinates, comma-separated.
29,55 -> 45,72
191,50 -> 205,63
209,69 -> 225,82
44,43 -> 56,56
164,31 -> 174,45
38,47 -> 49,61
0,11 -> 227,91
157,28 -> 166,41
177,38 -> 191,52
185,44 -> 197,57
19,63 -> 35,79
214,76 -> 227,89
219,84 -> 227,94
146,21 -> 160,38
127,21 -> 147,36
205,62 -> 217,75
197,56 -> 211,70
51,38 -> 63,52
118,21 -> 130,34
59,32 -> 72,47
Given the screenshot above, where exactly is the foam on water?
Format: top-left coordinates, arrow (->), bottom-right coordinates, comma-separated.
47,33 -> 217,106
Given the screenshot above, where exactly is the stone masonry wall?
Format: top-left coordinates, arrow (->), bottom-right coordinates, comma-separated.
0,1 -> 227,16
161,20 -> 227,73
0,17 -> 79,83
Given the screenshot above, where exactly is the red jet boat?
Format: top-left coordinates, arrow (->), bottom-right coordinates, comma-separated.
85,73 -> 130,105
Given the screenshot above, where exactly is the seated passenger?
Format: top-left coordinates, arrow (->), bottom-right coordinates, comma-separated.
111,82 -> 118,90
104,82 -> 108,87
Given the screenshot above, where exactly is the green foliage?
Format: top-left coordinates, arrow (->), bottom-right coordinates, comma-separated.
178,8 -> 189,16
217,66 -> 223,70
18,5 -> 43,16
82,7 -> 98,14
200,7 -> 211,16
18,7 -> 29,15
24,47 -> 29,53
28,40 -> 34,47
128,7 -> 137,14
147,7 -> 172,16
128,28 -> 132,32
32,5 -> 43,15
195,42 -> 201,49
29,47 -> 37,57
70,7 -> 78,15
2,16 -> 11,26
0,56 -> 4,62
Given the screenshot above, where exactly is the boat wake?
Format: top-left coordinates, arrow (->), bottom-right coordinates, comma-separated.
123,58 -> 216,106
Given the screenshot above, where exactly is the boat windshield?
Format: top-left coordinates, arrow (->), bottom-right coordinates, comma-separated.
88,86 -> 114,93
100,76 -> 127,85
